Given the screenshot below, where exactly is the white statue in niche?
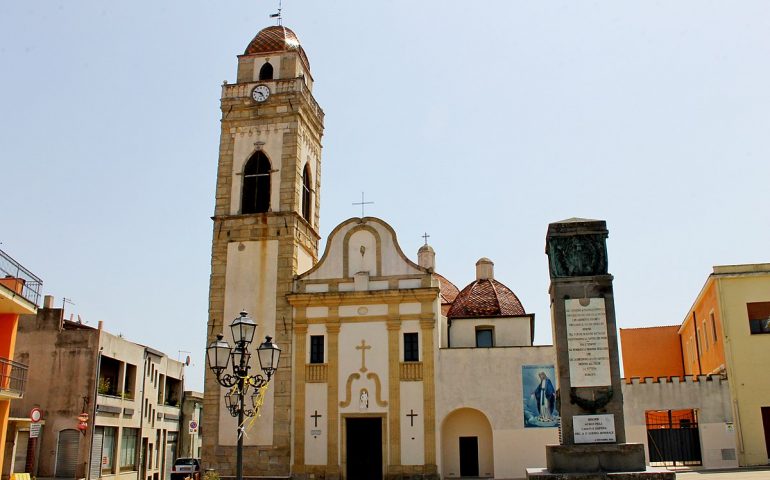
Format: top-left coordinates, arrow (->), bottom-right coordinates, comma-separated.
359,389 -> 369,410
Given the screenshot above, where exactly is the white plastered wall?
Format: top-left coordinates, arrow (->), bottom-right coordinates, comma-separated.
304,219 -> 423,281
218,240 -> 278,446
622,376 -> 738,469
337,321 -> 389,416
449,316 -> 532,348
304,382 -> 327,465
436,346 -> 558,479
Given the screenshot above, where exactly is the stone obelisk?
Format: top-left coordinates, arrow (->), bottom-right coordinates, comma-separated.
527,218 -> 673,479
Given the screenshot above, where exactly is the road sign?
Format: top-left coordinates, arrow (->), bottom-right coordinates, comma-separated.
29,407 -> 42,423
189,420 -> 198,434
29,423 -> 42,438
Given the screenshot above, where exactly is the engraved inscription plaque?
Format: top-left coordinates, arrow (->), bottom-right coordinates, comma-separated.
565,298 -> 611,387
574,414 -> 616,444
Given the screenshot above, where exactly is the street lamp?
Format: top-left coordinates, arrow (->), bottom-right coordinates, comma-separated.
207,311 -> 281,480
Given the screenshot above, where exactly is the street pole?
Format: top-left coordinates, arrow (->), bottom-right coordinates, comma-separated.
236,375 -> 244,480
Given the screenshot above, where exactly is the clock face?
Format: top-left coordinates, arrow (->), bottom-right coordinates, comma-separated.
252,85 -> 270,103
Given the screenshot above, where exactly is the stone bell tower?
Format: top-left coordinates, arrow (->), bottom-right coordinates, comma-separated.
202,25 -> 324,477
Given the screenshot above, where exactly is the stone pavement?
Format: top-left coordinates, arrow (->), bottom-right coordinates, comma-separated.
675,468 -> 770,479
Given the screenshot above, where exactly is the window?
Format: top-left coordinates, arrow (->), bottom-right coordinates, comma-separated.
701,322 -> 708,351
475,327 -> 494,348
310,335 -> 324,364
747,302 -> 770,334
259,62 -> 274,80
403,333 -> 419,362
242,152 -> 271,214
120,428 -> 138,471
123,364 -> 136,399
710,312 -> 717,343
301,163 -> 312,222
102,427 -> 116,472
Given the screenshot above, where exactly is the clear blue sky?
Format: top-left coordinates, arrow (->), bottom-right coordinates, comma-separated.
2,1 -> 769,391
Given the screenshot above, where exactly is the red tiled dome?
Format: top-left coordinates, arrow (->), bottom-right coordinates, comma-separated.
435,273 -> 459,305
447,278 -> 526,318
244,26 -> 310,71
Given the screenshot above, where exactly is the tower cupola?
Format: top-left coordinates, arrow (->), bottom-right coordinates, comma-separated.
237,25 -> 313,87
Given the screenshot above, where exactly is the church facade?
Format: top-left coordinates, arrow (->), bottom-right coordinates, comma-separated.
202,23 -> 561,480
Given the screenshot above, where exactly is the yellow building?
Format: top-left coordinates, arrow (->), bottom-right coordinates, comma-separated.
0,249 -> 41,476
680,264 -> 770,466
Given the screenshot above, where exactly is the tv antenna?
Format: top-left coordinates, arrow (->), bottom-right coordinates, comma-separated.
269,0 -> 283,25
62,297 -> 75,310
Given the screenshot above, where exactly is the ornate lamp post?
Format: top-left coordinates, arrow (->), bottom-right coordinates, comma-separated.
207,311 -> 281,480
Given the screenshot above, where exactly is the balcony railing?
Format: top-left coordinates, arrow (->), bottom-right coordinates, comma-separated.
0,357 -> 28,398
0,248 -> 42,306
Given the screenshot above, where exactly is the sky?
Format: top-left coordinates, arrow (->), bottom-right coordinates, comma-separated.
2,1 -> 769,392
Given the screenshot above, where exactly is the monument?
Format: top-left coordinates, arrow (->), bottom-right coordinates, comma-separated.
527,218 -> 675,480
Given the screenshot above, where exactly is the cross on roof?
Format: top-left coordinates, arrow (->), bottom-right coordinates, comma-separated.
422,232 -> 430,245
352,192 -> 374,217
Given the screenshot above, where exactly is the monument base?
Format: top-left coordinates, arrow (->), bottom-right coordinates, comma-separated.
526,467 -> 675,480
546,443 -> 646,473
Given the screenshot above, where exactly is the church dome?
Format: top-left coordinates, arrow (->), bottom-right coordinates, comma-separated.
446,258 -> 526,318
434,273 -> 459,305
244,26 -> 310,71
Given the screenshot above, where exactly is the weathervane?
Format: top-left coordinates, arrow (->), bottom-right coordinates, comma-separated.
269,0 -> 283,25
353,192 -> 374,217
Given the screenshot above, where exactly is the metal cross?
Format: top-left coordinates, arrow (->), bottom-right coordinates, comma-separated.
356,339 -> 372,373
422,232 -> 430,245
311,410 -> 322,427
352,192 -> 374,217
407,409 -> 418,427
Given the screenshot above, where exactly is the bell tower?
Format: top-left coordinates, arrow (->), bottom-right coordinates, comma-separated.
203,25 -> 324,476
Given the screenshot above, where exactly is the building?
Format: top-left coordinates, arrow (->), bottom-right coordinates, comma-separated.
0,249 -> 41,479
621,263 -> 770,467
179,391 -> 203,460
3,297 -> 185,480
201,24 -> 568,479
202,23 -> 323,476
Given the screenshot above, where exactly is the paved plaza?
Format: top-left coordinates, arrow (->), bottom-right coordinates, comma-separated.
675,468 -> 770,479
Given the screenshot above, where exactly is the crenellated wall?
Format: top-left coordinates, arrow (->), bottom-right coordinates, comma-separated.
622,374 -> 738,470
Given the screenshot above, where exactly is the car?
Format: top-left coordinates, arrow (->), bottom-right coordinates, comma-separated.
171,458 -> 201,480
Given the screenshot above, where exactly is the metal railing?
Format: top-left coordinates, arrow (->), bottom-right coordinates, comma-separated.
0,248 -> 43,306
0,357 -> 28,397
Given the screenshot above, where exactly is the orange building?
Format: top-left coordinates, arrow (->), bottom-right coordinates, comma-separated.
620,325 -> 684,379
620,264 -> 770,466
0,249 -> 41,476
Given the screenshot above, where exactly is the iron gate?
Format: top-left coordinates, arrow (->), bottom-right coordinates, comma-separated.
646,409 -> 702,466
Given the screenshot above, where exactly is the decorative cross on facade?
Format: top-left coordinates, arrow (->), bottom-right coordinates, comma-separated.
407,409 -> 419,427
352,192 -> 374,217
356,339 -> 372,373
422,232 -> 430,245
311,410 -> 322,427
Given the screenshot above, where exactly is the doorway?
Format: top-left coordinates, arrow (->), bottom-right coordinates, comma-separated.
762,407 -> 770,460
459,436 -> 479,477
345,417 -> 382,480
55,429 -> 80,478
645,409 -> 702,466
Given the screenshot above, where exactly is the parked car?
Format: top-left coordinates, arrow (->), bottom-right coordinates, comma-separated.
171,458 -> 201,480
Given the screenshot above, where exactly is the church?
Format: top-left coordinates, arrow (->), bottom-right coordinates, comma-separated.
202,23 -> 560,480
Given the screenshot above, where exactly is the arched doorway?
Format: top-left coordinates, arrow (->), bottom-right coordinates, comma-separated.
441,408 -> 494,478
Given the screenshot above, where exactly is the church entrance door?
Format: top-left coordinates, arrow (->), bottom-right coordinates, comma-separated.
459,436 -> 479,476
345,417 -> 382,480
